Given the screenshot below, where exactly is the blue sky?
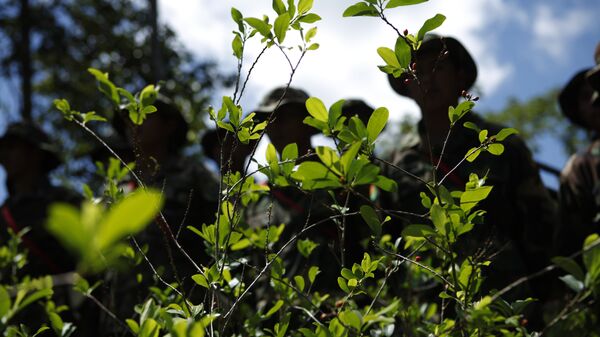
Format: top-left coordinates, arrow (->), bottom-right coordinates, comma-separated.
0,0 -> 598,201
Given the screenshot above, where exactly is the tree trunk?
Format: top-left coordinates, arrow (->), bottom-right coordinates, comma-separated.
149,0 -> 162,83
19,0 -> 32,121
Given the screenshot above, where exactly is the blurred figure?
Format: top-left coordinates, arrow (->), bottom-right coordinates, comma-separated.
383,35 -> 558,300
201,127 -> 255,174
0,122 -> 79,276
558,68 -> 600,256
104,94 -> 219,332
114,94 -> 219,232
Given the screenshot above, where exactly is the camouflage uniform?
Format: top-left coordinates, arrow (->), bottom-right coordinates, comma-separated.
381,113 -> 559,293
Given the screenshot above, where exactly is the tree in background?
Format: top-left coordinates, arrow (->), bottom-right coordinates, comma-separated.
0,0 -> 231,167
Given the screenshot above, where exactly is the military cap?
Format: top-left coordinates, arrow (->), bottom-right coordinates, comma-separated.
253,86 -> 310,121
113,93 -> 189,150
559,69 -> 592,128
0,122 -> 60,171
388,35 -> 478,97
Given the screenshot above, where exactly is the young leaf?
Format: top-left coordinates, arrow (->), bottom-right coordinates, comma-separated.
232,34 -> 243,59
231,7 -> 244,31
244,17 -> 271,37
305,97 -> 328,122
343,2 -> 379,17
272,0 -> 286,14
192,274 -> 209,288
96,190 -> 163,250
297,238 -> 319,258
487,143 -> 504,155
298,0 -> 314,14
402,224 -> 435,238
386,0 -> 428,8
394,37 -> 412,69
274,13 -> 291,43
494,127 -> 518,141
377,47 -> 400,68
308,266 -> 320,284
367,107 -> 389,143
304,27 -> 317,43
298,13 -> 321,23
465,147 -> 481,162
417,14 -> 446,41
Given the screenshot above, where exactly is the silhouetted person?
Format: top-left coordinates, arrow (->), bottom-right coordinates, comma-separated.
383,35 -> 558,302
558,68 -> 600,256
0,122 -> 79,277
201,127 -> 254,174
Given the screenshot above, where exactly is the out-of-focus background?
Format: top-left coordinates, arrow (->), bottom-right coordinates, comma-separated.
1,0 -> 598,202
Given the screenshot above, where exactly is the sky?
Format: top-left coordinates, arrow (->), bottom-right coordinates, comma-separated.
156,0 -> 598,186
0,0 -> 598,202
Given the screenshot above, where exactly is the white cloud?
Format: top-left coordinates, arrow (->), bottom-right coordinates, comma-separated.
158,0 -> 523,120
532,5 -> 593,61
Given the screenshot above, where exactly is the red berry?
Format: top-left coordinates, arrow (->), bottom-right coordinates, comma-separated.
404,78 -> 412,84
461,90 -> 467,97
403,29 -> 408,36
520,318 -> 528,326
415,256 -> 422,262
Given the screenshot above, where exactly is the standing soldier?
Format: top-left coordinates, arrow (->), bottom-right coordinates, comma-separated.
0,122 -> 79,277
383,35 -> 558,300
558,66 -> 600,256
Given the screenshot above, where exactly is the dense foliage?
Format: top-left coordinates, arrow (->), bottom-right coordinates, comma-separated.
1,1 -> 599,337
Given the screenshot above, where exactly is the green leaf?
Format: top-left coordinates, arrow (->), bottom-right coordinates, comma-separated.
487,143 -> 504,155
232,34 -> 243,59
463,121 -> 480,132
367,107 -> 389,143
304,27 -> 317,43
192,274 -> 209,288
316,146 -> 341,175
294,275 -> 306,292
266,143 -> 280,174
272,0 -> 286,14
394,37 -> 412,69
417,14 -> 446,41
552,257 -> 585,282
341,142 -> 361,175
343,2 -> 379,17
96,190 -> 163,250
478,129 -> 488,143
47,203 -> 90,254
386,0 -> 428,8
297,238 -> 319,258
140,84 -> 157,107
460,186 -> 493,212
495,127 -> 518,141
360,205 -> 381,237
583,234 -> 600,282
264,300 -> 284,318
307,43 -> 319,51
0,286 -> 10,317
281,143 -> 298,174
374,175 -> 397,192
560,275 -> 585,293
308,266 -> 320,284
401,224 -> 435,238
377,47 -> 400,68
244,17 -> 271,37
339,310 -> 361,331
347,278 -> 358,288
88,68 -> 120,105
298,13 -> 321,23
430,203 -> 447,234
465,147 -> 481,162
274,13 -> 290,43
231,7 -> 244,31
298,0 -> 313,14
305,97 -> 328,122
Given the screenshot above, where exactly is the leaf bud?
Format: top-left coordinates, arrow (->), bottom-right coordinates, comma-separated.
461,90 -> 467,97
404,78 -> 412,85
415,255 -> 422,262
411,62 -> 417,71
403,29 -> 408,36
